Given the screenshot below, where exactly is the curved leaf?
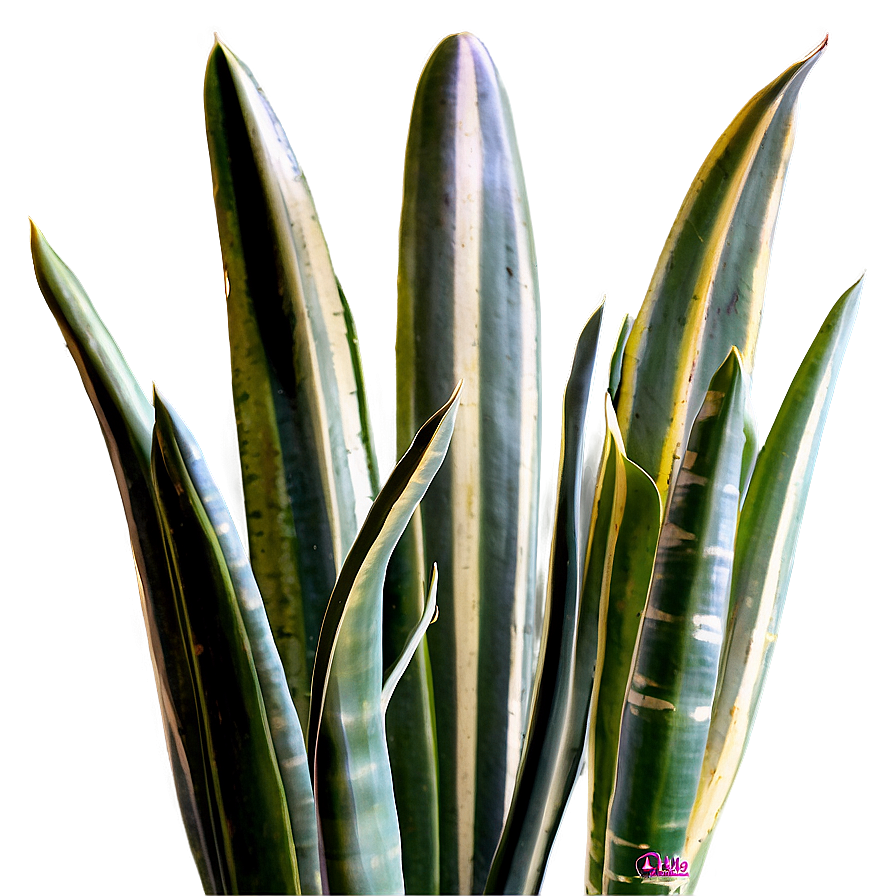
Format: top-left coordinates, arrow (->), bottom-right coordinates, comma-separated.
382,565 -> 439,714
615,39 -> 826,505
684,279 -> 861,877
204,39 -> 378,729
308,385 -> 461,896
154,394 -> 322,894
30,225 -> 223,892
152,394 -> 301,894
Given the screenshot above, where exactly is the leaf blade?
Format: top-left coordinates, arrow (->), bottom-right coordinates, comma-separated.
204,40 -> 379,729
308,385 -> 461,896
684,279 -> 862,873
30,225 -> 223,892
152,394 -> 301,895
395,33 -> 542,893
615,40 -> 826,505
604,349 -> 750,893
486,306 -> 603,895
586,399 -> 661,893
155,394 -> 322,894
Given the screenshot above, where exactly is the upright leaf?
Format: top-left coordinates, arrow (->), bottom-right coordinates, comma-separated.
603,350 -> 750,893
396,33 -> 541,894
486,306 -> 602,895
152,395 -> 301,895
308,386 -> 461,896
154,395 -> 322,894
615,39 -> 826,504
205,40 -> 379,729
31,225 -> 223,892
586,399 -> 661,893
684,280 -> 861,878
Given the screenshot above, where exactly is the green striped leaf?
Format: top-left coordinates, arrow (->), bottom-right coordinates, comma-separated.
608,314 -> 633,406
586,398 -> 661,893
485,306 -> 603,895
153,394 -> 322,895
603,349 -> 750,894
684,279 -> 861,878
382,515 -> 440,894
395,33 -> 541,894
30,225 -> 223,892
615,39 -> 826,506
204,39 -> 379,730
382,565 -> 439,714
152,394 -> 301,895
308,385 -> 461,896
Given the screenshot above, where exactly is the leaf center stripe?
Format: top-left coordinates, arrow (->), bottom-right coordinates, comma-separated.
451,37 -> 484,896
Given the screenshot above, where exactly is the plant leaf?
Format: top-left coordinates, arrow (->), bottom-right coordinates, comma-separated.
307,384 -> 461,896
608,314 -> 633,405
586,398 -> 661,893
615,39 -> 826,505
30,224 -> 223,892
684,279 -> 862,877
152,394 -> 302,895
154,393 -> 322,894
204,39 -> 379,729
485,305 -> 603,895
603,349 -> 750,893
382,565 -> 439,714
395,32 -> 542,894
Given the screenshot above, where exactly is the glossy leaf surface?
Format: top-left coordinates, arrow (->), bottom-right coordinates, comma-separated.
152,395 -> 301,894
395,33 -> 541,894
684,279 -> 861,877
205,39 -> 378,729
486,306 -> 602,895
154,394 -> 322,894
615,40 -> 826,504
586,399 -> 661,893
604,350 -> 750,893
308,385 -> 461,896
396,34 -> 539,892
31,225 -> 223,892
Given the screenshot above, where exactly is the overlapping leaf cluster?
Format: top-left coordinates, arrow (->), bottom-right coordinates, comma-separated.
32,32 -> 858,896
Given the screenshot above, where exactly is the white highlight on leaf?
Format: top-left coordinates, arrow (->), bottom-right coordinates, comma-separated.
228,47 -> 373,566
627,690 -> 675,711
451,39 -> 483,896
606,830 -> 650,850
632,672 -> 661,689
692,614 -> 722,631
685,360 -> 836,863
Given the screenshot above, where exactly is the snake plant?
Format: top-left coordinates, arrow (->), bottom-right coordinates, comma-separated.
31,30 -> 859,896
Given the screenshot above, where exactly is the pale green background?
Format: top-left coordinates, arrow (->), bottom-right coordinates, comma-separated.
2,1 -> 892,892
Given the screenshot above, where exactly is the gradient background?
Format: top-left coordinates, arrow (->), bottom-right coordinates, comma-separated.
3,1 -> 893,892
